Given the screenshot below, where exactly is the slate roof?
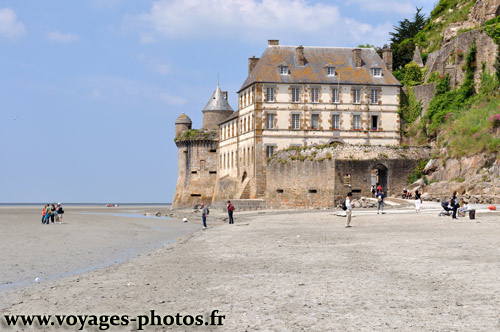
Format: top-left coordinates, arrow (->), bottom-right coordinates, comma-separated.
219,110 -> 239,125
203,84 -> 234,112
239,45 -> 400,92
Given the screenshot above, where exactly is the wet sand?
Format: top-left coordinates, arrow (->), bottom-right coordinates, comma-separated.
1,206 -> 500,331
0,206 -> 199,291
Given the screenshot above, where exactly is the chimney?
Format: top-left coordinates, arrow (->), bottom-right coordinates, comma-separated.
248,56 -> 259,74
296,45 -> 305,66
223,91 -> 228,101
352,48 -> 362,67
382,47 -> 393,72
268,39 -> 279,46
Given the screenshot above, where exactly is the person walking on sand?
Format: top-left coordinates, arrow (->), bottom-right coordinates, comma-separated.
200,203 -> 209,229
415,189 -> 422,212
227,200 -> 235,224
56,203 -> 64,223
451,191 -> 459,220
376,189 -> 385,214
345,192 -> 353,228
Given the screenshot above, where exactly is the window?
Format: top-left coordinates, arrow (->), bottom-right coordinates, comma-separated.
292,87 -> 300,103
266,113 -> 275,129
292,114 -> 300,129
280,65 -> 288,75
353,115 -> 361,130
332,88 -> 339,103
311,114 -> 319,130
332,114 -> 340,130
353,89 -> 361,104
372,68 -> 382,77
370,89 -> 379,104
266,87 -> 274,102
371,115 -> 378,130
326,67 -> 335,76
311,88 -> 319,103
266,146 -> 275,158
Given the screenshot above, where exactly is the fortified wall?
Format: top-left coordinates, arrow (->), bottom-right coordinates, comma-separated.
266,144 -> 430,209
172,129 -> 219,208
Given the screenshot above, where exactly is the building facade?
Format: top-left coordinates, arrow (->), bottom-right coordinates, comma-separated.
173,40 -> 403,208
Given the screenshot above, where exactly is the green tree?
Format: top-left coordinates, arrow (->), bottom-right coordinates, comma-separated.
390,7 -> 427,44
390,7 -> 427,70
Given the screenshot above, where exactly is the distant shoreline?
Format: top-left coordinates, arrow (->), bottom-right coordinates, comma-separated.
0,203 -> 172,206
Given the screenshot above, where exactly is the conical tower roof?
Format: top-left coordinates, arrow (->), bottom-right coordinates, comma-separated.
202,84 -> 233,112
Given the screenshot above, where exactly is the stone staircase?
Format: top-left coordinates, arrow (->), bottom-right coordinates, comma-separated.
236,178 -> 251,199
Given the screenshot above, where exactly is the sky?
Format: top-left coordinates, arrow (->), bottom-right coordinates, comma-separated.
0,0 -> 435,203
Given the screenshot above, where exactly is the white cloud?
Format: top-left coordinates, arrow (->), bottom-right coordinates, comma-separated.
137,54 -> 170,75
134,0 -> 395,46
47,30 -> 80,43
85,75 -> 186,105
0,8 -> 26,39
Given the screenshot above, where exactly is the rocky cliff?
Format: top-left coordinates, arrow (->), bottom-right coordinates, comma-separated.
408,0 -> 500,203
414,154 -> 500,203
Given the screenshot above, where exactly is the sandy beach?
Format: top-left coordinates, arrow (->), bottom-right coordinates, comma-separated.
1,205 -> 500,331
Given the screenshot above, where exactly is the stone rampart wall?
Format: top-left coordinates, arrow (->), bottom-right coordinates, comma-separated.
172,139 -> 219,209
412,83 -> 436,113
265,145 -> 429,209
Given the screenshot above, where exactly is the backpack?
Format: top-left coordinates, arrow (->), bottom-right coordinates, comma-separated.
228,204 -> 234,212
377,196 -> 382,202
341,199 -> 347,211
206,208 -> 210,215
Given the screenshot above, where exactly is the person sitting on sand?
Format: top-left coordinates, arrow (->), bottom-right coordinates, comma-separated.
458,200 -> 470,217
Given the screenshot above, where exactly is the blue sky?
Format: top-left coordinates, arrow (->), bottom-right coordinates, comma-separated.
0,0 -> 435,203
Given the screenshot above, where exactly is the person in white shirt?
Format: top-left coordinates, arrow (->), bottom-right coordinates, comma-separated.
345,192 -> 353,228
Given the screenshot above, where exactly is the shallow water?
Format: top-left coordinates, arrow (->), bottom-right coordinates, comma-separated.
0,207 -> 198,294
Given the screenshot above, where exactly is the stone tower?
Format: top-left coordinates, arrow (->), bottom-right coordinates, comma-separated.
175,113 -> 192,137
202,84 -> 233,130
172,84 -> 233,209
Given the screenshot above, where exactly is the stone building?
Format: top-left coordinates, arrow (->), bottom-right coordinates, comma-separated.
172,85 -> 233,208
173,40 -> 413,209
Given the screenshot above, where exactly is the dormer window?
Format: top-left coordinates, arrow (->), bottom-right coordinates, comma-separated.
372,68 -> 382,77
279,65 -> 289,75
326,67 -> 335,76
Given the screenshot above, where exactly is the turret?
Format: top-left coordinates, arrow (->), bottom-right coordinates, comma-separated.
202,84 -> 233,130
175,113 -> 192,137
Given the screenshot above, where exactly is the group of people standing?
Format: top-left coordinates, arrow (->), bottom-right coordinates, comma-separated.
41,203 -> 64,224
199,200 -> 235,229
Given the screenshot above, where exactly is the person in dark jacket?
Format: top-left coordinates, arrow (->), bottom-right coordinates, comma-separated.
451,191 -> 459,220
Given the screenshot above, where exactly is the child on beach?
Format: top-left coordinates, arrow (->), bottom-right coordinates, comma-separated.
42,204 -> 47,224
